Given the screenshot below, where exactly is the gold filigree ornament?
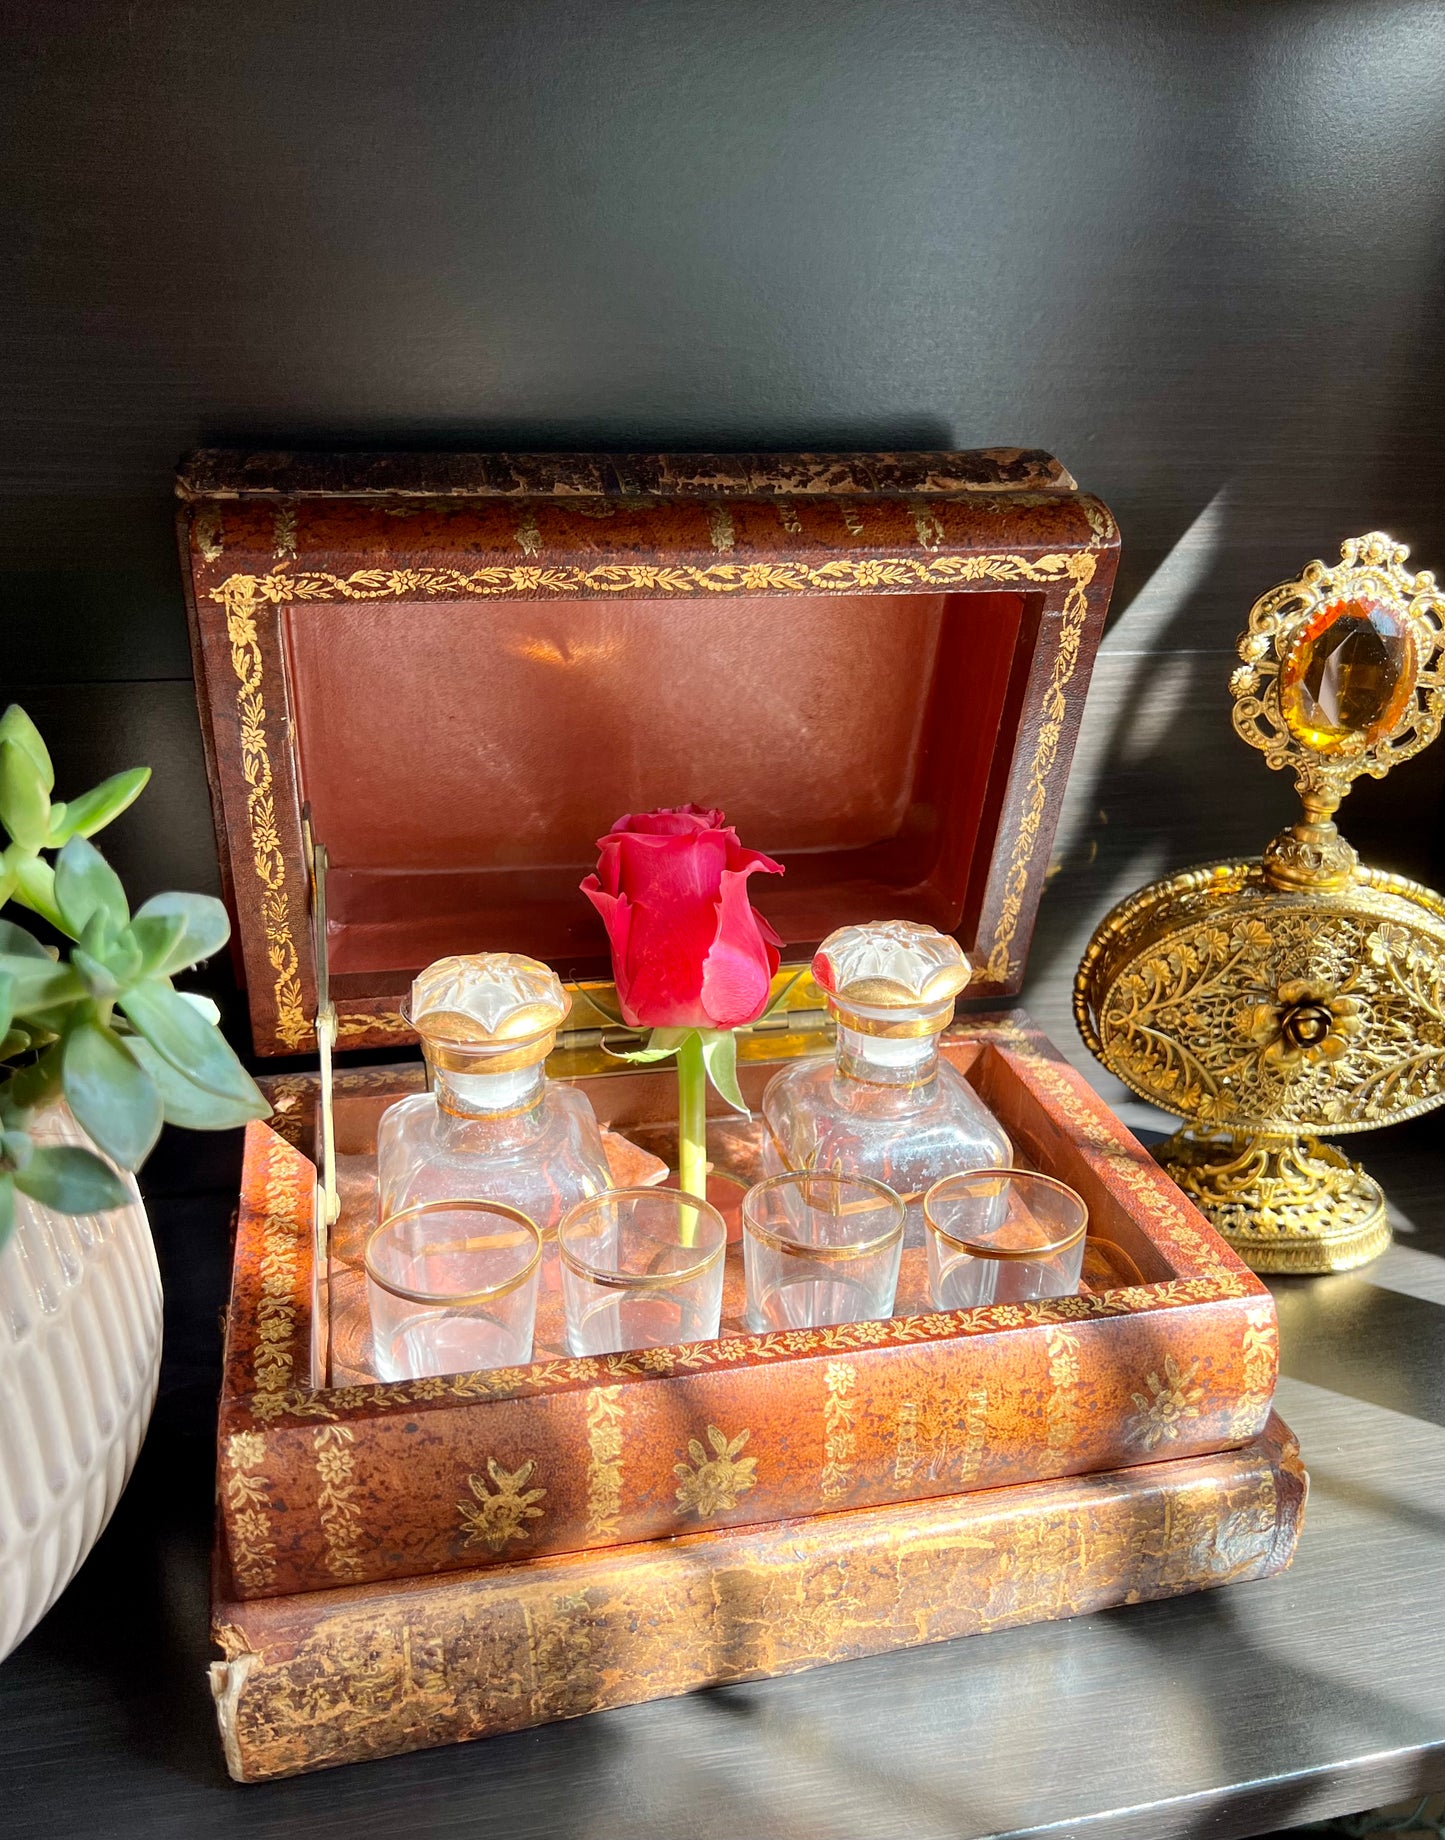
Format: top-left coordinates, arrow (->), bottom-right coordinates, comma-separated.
1077,534 -> 1445,1273
457,1457 -> 547,1553
673,1425 -> 758,1519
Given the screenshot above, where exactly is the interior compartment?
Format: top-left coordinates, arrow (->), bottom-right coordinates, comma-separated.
282,589 -> 1038,986
320,1037 -> 1166,1386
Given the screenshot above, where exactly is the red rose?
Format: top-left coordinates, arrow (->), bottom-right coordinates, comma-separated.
581,805 -> 785,1031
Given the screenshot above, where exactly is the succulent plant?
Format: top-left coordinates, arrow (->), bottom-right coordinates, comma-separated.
0,704 -> 268,1249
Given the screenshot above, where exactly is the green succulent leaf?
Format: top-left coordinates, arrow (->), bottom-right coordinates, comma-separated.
72,946 -> 121,998
0,1026 -> 33,1057
12,1144 -> 131,1216
0,706 -> 55,792
1,1127 -> 33,1169
54,836 -> 130,939
0,952 -> 86,1010
0,968 -> 12,1043
0,1174 -> 13,1252
175,989 -> 221,1026
0,738 -> 51,850
62,1020 -> 164,1169
9,1007 -> 67,1047
130,890 -> 230,975
0,918 -> 50,958
9,855 -> 62,929
46,766 -> 150,843
118,978 -> 266,1107
72,913 -> 143,993
124,1036 -> 270,1130
699,1029 -> 749,1114
77,909 -> 115,958
2,1042 -> 63,1116
127,912 -> 188,978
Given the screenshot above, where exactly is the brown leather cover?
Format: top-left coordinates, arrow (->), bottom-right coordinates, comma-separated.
209,1411 -> 1305,1782
219,1019 -> 1277,1601
175,449 -> 1118,1053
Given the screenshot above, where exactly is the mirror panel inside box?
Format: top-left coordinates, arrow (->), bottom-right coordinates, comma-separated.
179,449 -> 1278,1601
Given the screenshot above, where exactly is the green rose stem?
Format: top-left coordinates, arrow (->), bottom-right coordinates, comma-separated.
675,1029 -> 708,1242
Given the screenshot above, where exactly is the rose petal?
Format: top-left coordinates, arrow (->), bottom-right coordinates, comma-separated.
720,838 -> 785,950
592,835 -> 625,897
583,807 -> 785,1031
699,866 -> 784,1029
615,897 -> 714,1027
721,835 -> 785,880
614,828 -> 728,910
606,804 -> 726,839
580,877 -> 632,971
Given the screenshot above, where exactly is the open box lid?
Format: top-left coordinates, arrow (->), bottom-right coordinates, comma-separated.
177,449 -> 1118,1057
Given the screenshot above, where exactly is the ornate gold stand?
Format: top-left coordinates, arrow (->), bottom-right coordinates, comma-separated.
1076,534 -> 1445,1275
1155,1130 -> 1388,1273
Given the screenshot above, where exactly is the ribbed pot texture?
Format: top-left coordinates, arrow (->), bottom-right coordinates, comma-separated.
0,1105 -> 162,1661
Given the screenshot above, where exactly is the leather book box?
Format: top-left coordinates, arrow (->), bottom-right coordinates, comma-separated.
177,451 -> 1287,1695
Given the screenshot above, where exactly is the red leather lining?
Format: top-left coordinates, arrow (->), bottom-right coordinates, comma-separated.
281,590 -> 1031,980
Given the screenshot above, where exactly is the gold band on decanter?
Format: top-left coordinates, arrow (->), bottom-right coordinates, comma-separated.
826,998 -> 957,1039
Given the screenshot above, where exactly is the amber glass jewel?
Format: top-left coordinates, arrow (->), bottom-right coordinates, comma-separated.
1279,597 -> 1416,755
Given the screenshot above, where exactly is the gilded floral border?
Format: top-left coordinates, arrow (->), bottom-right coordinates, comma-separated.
237,1269 -> 1254,1428
218,596 -> 309,1048
985,551 -> 1096,982
249,1132 -> 311,1419
211,547 -> 1098,1046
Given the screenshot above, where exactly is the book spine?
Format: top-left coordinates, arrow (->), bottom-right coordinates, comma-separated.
220,1278 -> 1278,1597
211,1415 -> 1305,1782
177,447 -> 1076,501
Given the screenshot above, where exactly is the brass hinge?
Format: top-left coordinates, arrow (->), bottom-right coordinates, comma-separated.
555,1007 -> 832,1053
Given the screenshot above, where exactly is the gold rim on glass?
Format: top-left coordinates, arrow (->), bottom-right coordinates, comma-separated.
922,1169 -> 1087,1260
742,1171 -> 906,1261
557,1187 -> 727,1289
365,1198 -> 543,1305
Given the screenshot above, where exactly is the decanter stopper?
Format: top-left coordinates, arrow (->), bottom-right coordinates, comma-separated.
812,920 -> 973,1032
406,952 -> 571,1070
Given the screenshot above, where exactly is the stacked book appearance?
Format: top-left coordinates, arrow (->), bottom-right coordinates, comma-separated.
210,1038 -> 1301,1782
179,449 -> 1301,1782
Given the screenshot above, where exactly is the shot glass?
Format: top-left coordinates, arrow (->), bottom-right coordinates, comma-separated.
365,1199 -> 542,1381
742,1171 -> 905,1332
558,1188 -> 727,1356
922,1170 -> 1087,1310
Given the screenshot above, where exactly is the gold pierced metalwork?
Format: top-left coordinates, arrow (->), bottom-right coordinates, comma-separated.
1230,531 -> 1444,820
1077,534 -> 1445,1274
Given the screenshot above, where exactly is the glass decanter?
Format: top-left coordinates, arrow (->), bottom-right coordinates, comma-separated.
375,953 -> 611,1242
760,921 -> 1011,1244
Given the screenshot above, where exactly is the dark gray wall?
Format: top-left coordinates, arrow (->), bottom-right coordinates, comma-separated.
3,0 -> 1442,1074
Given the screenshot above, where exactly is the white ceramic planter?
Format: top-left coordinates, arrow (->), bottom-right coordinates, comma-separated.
0,1105 -> 162,1661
